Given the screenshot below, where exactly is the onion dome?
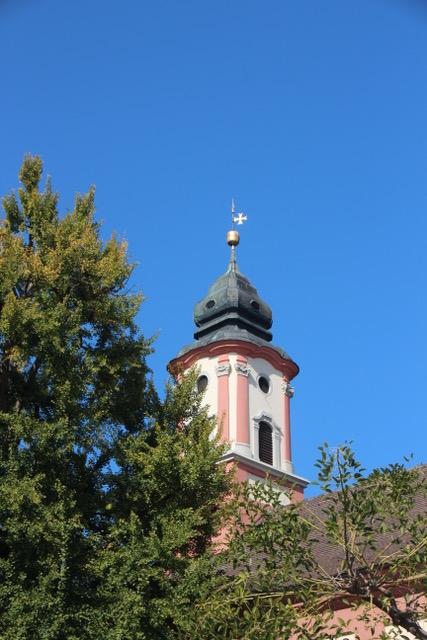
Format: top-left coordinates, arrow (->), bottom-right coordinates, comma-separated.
194,231 -> 273,343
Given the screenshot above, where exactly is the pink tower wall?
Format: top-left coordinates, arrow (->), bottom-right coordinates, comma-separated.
216,354 -> 230,441
169,338 -> 307,502
235,355 -> 249,445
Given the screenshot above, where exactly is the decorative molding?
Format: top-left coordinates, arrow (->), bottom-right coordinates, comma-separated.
253,412 -> 273,429
216,362 -> 231,377
234,361 -> 249,376
253,412 -> 281,436
283,381 -> 295,398
168,339 -> 299,380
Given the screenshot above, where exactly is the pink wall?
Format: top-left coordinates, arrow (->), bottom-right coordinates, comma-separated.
282,376 -> 292,464
235,355 -> 249,445
216,354 -> 230,441
235,461 -> 305,502
296,594 -> 426,639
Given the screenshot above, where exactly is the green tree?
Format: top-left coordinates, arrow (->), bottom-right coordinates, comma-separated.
0,156 -> 231,639
90,371 -> 230,639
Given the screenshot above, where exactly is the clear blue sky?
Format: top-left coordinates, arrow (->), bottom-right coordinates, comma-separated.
1,0 -> 426,492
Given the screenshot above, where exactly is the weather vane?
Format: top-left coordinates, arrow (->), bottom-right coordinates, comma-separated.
231,198 -> 248,229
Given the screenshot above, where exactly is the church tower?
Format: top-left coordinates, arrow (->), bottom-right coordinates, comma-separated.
168,226 -> 309,501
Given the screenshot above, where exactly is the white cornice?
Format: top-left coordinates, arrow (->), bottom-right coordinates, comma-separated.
220,451 -> 310,487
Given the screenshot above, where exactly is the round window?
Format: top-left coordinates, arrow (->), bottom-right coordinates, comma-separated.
206,300 -> 215,309
258,376 -> 270,394
197,375 -> 208,394
250,300 -> 260,311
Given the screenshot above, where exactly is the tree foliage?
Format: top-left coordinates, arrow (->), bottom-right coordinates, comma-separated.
0,156 -> 231,639
311,445 -> 427,640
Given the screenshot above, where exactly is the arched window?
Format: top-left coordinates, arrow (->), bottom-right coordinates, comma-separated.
258,421 -> 273,465
197,375 -> 208,394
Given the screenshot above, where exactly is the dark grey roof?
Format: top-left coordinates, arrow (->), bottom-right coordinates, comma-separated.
177,326 -> 292,359
193,253 -> 273,343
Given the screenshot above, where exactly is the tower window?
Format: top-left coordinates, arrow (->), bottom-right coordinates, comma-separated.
258,421 -> 273,465
197,375 -> 208,394
206,299 -> 215,309
258,376 -> 270,394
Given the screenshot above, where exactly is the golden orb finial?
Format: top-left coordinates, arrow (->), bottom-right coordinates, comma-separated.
227,229 -> 240,247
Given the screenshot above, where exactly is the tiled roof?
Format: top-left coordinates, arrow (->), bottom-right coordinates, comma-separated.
300,463 -> 427,576
224,464 -> 427,580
